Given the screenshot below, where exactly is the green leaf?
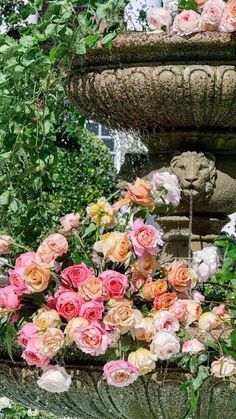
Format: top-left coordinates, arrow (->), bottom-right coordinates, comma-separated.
0,190 -> 10,206
227,249 -> 236,259
178,0 -> 198,11
5,323 -> 17,362
230,329 -> 236,350
74,40 -> 86,55
19,36 -> 34,47
82,223 -> 97,239
101,31 -> 116,45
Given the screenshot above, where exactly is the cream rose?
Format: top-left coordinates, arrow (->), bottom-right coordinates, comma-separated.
150,331 -> 180,360
173,10 -> 202,35
211,356 -> 236,378
39,328 -> 64,357
198,311 -> 221,331
37,365 -> 71,393
132,315 -> 154,342
65,317 -> 89,344
33,307 -> 61,330
128,348 -> 156,375
94,232 -> 131,263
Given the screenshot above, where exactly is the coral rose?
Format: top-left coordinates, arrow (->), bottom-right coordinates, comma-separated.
0,235 -> 12,254
147,7 -> 172,30
153,310 -> 180,333
100,270 -> 129,299
37,365 -> 72,393
126,178 -> 155,208
74,322 -> 111,356
33,307 -> 61,330
39,327 -> 64,357
24,263 -> 50,292
56,291 -> 84,321
59,213 -> 80,233
79,299 -> 104,322
103,360 -> 139,387
150,331 -> 180,360
202,0 -> 225,26
211,356 -> 236,378
65,317 -> 89,344
18,322 -> 38,347
129,219 -> 162,257
168,261 -> 197,292
94,232 -> 131,263
78,275 -> 103,300
22,335 -> 50,367
143,279 -> 168,301
61,263 -> 93,288
173,10 -> 202,35
154,292 -> 177,311
128,348 -> 156,375
182,339 -> 205,353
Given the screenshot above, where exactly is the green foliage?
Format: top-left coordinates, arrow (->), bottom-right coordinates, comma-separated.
0,403 -> 54,418
178,0 -> 198,11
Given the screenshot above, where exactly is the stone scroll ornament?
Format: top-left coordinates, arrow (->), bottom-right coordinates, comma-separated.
170,151 -> 217,201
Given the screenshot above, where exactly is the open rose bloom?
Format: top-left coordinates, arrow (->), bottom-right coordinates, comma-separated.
0,174 -> 234,396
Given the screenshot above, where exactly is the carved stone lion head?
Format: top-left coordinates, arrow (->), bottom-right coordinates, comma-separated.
170,151 -> 217,201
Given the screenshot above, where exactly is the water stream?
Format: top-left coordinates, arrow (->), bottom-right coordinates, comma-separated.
188,192 -> 193,262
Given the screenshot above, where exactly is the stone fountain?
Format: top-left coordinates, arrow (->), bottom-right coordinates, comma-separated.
0,32 -> 236,418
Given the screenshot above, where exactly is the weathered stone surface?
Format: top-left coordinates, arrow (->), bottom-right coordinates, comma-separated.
0,361 -> 236,419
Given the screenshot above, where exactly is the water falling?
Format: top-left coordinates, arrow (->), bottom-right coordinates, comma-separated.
188,191 -> 193,262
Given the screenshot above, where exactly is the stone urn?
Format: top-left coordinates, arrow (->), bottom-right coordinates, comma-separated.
1,33 -> 236,419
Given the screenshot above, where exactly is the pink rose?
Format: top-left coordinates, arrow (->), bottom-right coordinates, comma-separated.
9,269 -> 28,293
79,299 -> 104,322
153,310 -> 180,333
173,10 -> 202,35
147,8 -> 172,30
129,219 -> 161,257
37,234 -> 68,266
56,290 -> 84,321
169,300 -> 188,323
36,242 -> 56,267
103,360 -> 139,387
213,304 -> 231,320
0,235 -> 12,254
18,322 -> 38,347
15,252 -> 38,269
190,290 -> 205,303
60,213 -> 80,233
0,285 -> 21,310
202,0 -> 226,26
99,270 -> 129,299
74,322 -> 111,356
219,5 -> 236,32
22,335 -> 50,367
61,263 -> 93,288
150,331 -> 180,360
182,339 -> 205,353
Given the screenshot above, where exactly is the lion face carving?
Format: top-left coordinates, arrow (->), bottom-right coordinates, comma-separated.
170,151 -> 217,201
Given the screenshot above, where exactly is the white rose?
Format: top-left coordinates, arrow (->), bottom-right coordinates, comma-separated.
211,356 -> 236,378
150,331 -> 180,360
192,246 -> 219,282
128,348 -> 156,375
198,311 -> 221,331
153,311 -> 180,333
37,365 -> 72,393
152,172 -> 180,207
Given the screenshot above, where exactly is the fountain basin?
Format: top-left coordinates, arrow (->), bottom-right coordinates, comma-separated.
67,32 -> 236,132
0,359 -> 236,419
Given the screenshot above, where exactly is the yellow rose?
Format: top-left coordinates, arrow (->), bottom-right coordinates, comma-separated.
87,198 -> 116,227
24,263 -> 50,292
128,348 -> 156,375
39,328 -> 64,357
65,317 -> 89,344
33,307 -> 61,330
94,232 -> 131,263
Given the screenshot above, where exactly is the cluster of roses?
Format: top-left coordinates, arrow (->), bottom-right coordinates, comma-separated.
0,172 -> 235,393
145,0 -> 236,35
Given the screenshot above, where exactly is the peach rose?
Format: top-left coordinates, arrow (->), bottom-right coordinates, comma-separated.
33,307 -> 61,330
128,348 -> 156,376
59,213 -> 80,233
211,356 -> 236,378
94,232 -> 132,263
213,304 -> 231,320
143,279 -> 168,301
24,263 -> 50,292
147,7 -> 172,30
182,339 -> 205,353
127,178 -> 155,208
74,322 -> 111,356
138,252 -> 159,276
39,327 -> 64,357
196,0 -> 208,8
104,298 -> 136,334
78,275 -> 103,300
129,219 -> 162,257
154,292 -> 177,311
37,234 -> 68,266
36,242 -> 56,267
87,197 -> 116,227
219,3 -> 236,32
0,235 -> 12,254
168,261 -> 197,292
103,360 -> 139,387
173,10 -> 202,35
202,0 -> 225,26
182,299 -> 202,326
65,317 -> 89,344
131,267 -> 148,290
